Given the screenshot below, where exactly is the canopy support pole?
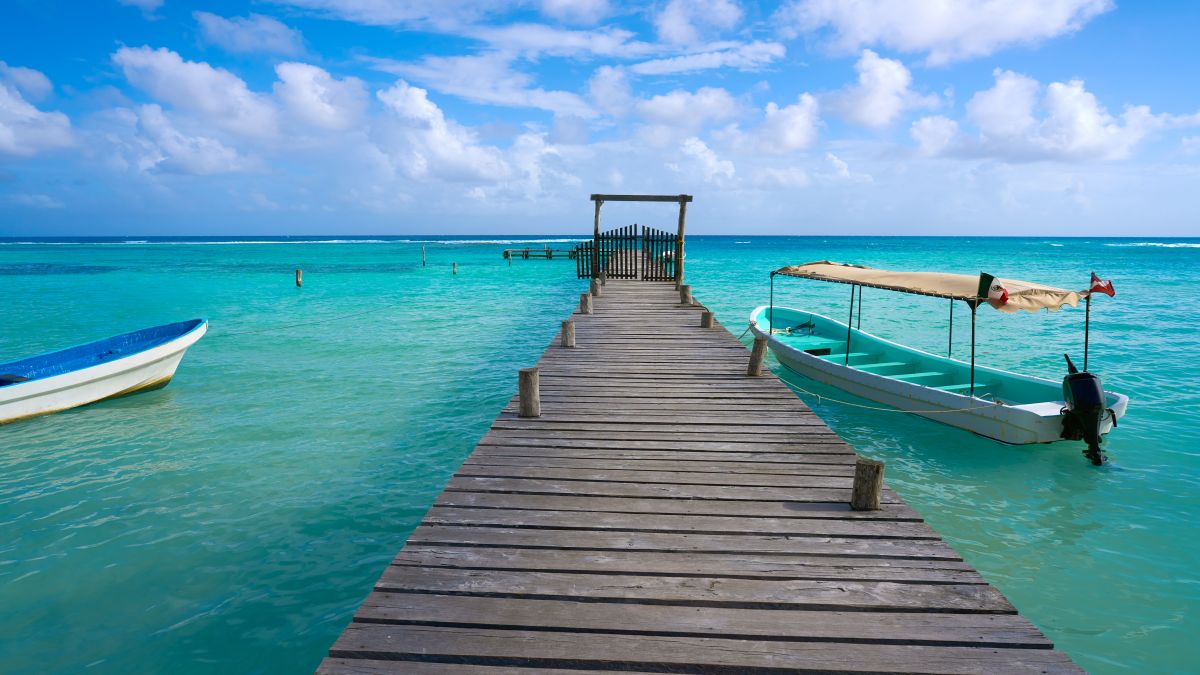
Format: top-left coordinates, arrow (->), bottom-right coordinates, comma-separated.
1083,294 -> 1091,372
970,302 -> 977,397
948,299 -> 954,357
856,285 -> 862,329
769,272 -> 775,332
845,284 -> 856,365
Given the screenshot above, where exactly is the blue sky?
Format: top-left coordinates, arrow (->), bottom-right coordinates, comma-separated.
1,0 -> 1198,235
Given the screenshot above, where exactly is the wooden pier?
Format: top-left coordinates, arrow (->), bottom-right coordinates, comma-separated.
321,277 -> 1081,673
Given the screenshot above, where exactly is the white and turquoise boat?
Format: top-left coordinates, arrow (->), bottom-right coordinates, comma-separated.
0,319 -> 207,424
751,261 -> 1129,463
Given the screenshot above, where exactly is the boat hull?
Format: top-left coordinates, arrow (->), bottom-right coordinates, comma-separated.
0,321 -> 207,424
750,306 -> 1127,446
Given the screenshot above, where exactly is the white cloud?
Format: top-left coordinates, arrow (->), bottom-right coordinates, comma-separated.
370,53 -> 596,118
274,62 -> 367,130
775,0 -> 1113,65
656,0 -> 743,45
587,65 -> 632,117
541,0 -> 610,24
826,50 -> 937,128
916,70 -> 1172,161
134,104 -> 252,175
375,79 -> 510,182
467,24 -> 654,58
719,93 -> 820,155
0,67 -> 72,156
0,62 -> 53,100
272,0 -> 511,29
910,115 -> 958,156
753,166 -> 810,188
113,46 -> 277,138
637,87 -> 738,126
194,12 -> 305,56
822,151 -> 871,182
678,136 -> 734,183
630,41 -> 786,76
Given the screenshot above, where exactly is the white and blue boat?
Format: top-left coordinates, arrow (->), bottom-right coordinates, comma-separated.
751,261 -> 1129,464
0,319 -> 207,424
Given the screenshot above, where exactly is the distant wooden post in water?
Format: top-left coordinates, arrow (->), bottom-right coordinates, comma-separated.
421,245 -> 426,267
295,269 -> 302,287
518,367 -> 540,418
748,335 -> 768,376
851,458 -> 885,511
579,293 -> 593,314
561,319 -> 575,348
701,310 -> 715,328
452,262 -> 457,275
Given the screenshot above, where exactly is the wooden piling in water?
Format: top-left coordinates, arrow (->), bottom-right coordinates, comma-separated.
452,262 -> 457,275
295,269 -> 302,287
517,367 -> 540,418
560,319 -> 575,348
422,245 -> 426,267
747,335 -> 768,376
851,458 -> 885,511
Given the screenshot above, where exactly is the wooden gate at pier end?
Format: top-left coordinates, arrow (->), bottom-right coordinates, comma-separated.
581,193 -> 692,283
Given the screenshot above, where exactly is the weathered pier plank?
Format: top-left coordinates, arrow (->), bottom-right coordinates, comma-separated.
321,276 -> 1080,673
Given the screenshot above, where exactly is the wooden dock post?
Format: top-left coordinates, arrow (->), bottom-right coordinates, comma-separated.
590,279 -> 602,297
598,270 -> 607,285
748,335 -> 768,375
518,367 -> 540,418
561,319 -> 575,348
295,269 -> 302,287
701,310 -> 715,328
422,245 -> 426,267
679,284 -> 693,305
452,262 -> 457,275
579,293 -> 593,314
851,458 -> 885,511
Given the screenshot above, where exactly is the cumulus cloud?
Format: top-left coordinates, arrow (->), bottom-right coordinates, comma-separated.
913,69 -> 1171,161
655,0 -> 743,45
774,0 -> 1113,65
113,46 -> 277,138
274,62 -> 367,130
195,12 -> 305,56
636,86 -> 739,145
467,24 -> 654,58
587,65 -> 632,117
540,0 -> 610,24
0,65 -> 73,156
630,41 -> 786,76
718,93 -> 820,155
370,53 -> 596,118
375,79 -> 510,182
826,50 -> 937,128
134,104 -> 252,175
678,136 -> 735,183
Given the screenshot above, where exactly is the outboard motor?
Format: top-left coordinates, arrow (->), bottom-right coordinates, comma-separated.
1060,354 -> 1108,465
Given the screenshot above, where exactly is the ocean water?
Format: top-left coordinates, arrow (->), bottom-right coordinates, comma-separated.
0,235 -> 1196,673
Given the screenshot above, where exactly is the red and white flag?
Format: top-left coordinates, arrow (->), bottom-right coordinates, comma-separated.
1089,272 -> 1115,297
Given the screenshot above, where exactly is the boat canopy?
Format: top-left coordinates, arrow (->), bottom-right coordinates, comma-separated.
774,261 -> 1084,313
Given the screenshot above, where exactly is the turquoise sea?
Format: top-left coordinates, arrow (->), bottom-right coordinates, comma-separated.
1,235 -> 1197,673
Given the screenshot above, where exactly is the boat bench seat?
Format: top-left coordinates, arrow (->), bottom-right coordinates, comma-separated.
855,361 -> 906,371
818,352 -> 869,361
890,371 -> 945,382
935,382 -> 991,393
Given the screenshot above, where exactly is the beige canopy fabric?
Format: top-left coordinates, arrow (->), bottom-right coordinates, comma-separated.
774,261 -> 1085,313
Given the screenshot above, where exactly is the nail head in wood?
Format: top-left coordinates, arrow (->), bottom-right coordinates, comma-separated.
518,367 -> 540,418
747,335 -> 768,376
561,319 -> 575,348
851,458 -> 885,511
579,292 -> 593,314
701,310 -> 715,328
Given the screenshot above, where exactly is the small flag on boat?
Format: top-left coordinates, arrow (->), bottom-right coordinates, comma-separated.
1089,272 -> 1116,297
977,272 -> 1008,308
